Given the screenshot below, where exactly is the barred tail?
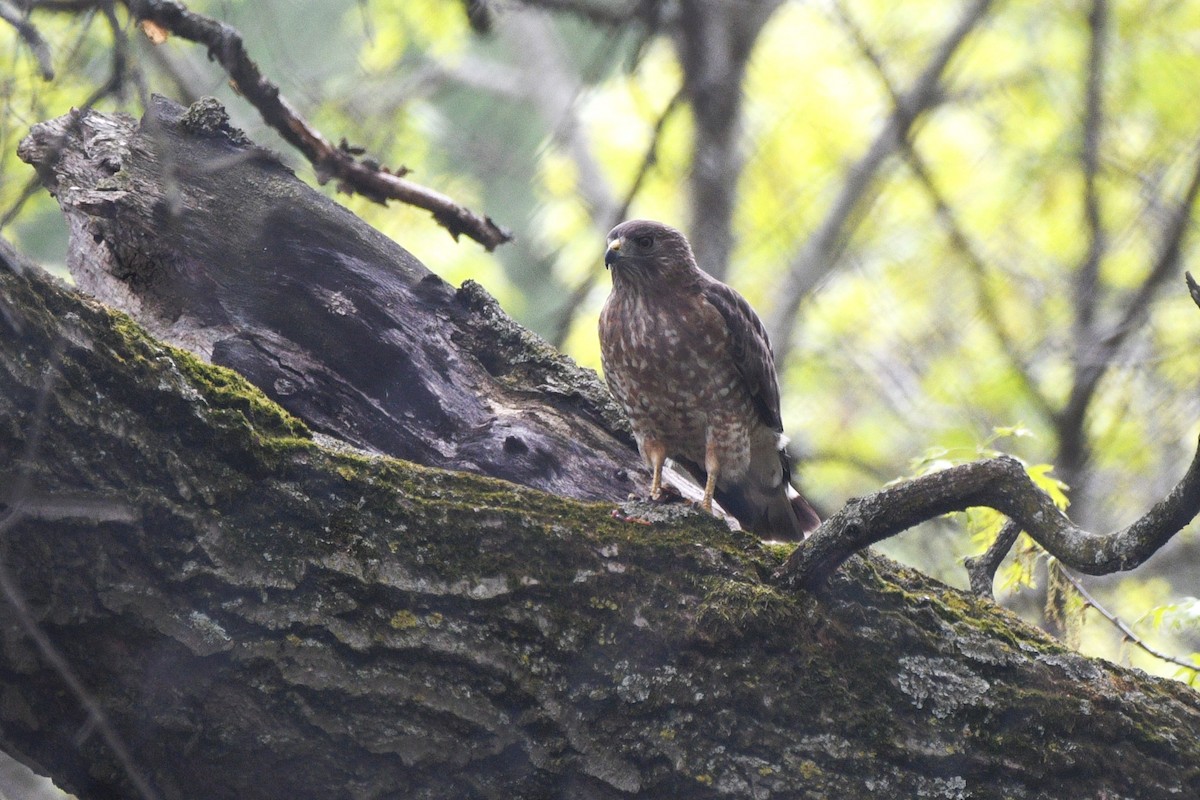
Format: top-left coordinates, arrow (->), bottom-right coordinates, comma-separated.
713,481 -> 819,541
788,486 -> 821,536
685,443 -> 821,540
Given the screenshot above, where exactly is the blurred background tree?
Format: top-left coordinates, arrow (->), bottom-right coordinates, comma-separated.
4,0 -> 1200,682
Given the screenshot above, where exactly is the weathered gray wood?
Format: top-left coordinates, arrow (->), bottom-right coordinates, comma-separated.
2,250 -> 1199,800
16,95 -> 642,504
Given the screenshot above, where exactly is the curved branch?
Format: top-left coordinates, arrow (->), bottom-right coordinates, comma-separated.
120,0 -> 512,250
780,271 -> 1200,590
776,437 -> 1200,590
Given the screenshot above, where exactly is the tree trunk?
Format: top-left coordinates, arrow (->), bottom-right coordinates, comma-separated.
2,98 -> 1199,800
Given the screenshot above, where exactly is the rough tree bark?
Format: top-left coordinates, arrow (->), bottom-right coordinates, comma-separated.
14,95 -> 651,507
2,97 -> 1200,800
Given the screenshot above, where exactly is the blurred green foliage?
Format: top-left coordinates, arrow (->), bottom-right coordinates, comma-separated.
4,0 -> 1200,681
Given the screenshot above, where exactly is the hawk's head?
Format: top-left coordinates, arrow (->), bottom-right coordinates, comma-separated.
604,219 -> 699,288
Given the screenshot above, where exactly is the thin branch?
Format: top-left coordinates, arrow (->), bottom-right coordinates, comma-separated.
117,0 -> 511,250
548,87 -> 684,348
1073,0 -> 1109,338
0,0 -> 55,79
964,518 -> 1023,597
835,0 -> 1057,424
1061,568 -> 1199,675
767,0 -> 993,364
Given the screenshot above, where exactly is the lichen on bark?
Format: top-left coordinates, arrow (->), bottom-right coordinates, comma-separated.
3,248 -> 1200,799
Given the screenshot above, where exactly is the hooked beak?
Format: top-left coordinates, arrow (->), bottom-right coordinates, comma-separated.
604,237 -> 623,269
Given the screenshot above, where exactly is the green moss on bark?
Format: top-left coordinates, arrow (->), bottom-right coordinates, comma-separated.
5,261 -> 1200,799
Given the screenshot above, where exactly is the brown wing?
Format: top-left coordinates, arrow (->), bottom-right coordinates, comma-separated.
700,277 -> 784,433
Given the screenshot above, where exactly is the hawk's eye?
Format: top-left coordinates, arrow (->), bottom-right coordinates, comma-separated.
634,235 -> 654,249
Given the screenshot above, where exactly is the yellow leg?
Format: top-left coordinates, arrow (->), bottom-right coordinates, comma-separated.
644,440 -> 666,501
702,440 -> 720,514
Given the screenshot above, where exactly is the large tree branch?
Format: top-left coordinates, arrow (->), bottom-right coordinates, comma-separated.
5,239 -> 1200,799
767,0 -> 993,363
7,92 -> 1200,798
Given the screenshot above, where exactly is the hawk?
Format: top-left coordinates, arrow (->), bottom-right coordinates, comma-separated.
599,219 -> 820,540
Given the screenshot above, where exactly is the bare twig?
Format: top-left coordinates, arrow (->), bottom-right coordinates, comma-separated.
1060,568 -> 1199,675
116,0 -> 511,249
0,0 -> 55,78
963,519 -> 1023,597
767,0 -> 993,364
1073,0 -> 1109,338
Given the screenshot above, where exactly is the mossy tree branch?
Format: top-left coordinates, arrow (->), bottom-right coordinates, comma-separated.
4,243 -> 1200,799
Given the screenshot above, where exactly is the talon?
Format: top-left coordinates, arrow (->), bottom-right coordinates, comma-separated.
648,483 -> 684,504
